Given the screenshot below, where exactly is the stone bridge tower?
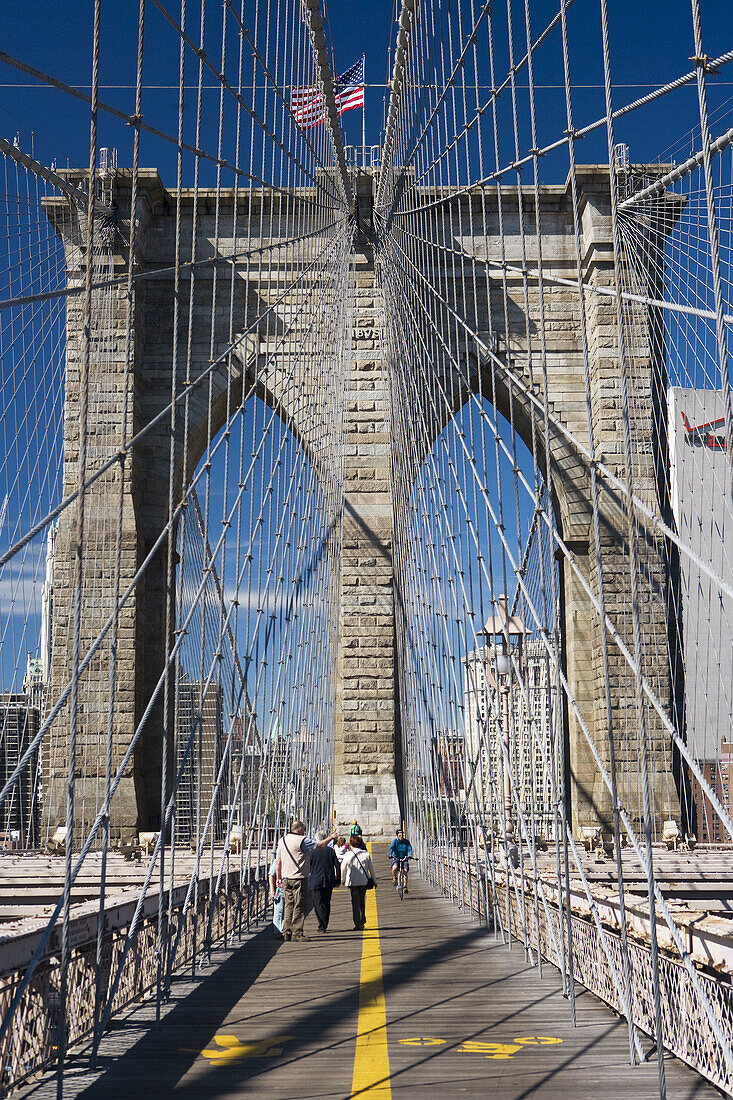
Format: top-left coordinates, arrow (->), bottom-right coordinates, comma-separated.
333,171 -> 401,838
383,164 -> 684,838
44,165 -> 682,841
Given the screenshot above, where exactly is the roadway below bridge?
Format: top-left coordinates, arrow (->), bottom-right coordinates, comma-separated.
16,844 -> 715,1099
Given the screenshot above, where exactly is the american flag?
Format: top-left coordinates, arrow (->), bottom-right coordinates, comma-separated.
290,81 -> 325,128
334,56 -> 365,117
290,56 -> 364,129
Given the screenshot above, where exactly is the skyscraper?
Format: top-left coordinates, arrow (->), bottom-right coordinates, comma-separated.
463,638 -> 557,839
0,694 -> 41,847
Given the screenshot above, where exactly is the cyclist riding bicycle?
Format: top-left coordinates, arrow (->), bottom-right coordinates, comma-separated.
389,829 -> 413,892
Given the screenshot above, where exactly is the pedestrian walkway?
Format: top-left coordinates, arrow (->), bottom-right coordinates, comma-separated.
21,846 -> 717,1098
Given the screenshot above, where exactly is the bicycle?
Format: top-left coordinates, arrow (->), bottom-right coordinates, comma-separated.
393,855 -> 416,900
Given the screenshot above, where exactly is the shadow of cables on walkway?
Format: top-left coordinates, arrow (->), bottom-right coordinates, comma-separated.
78,925 -> 488,1098
74,924 -> 281,1099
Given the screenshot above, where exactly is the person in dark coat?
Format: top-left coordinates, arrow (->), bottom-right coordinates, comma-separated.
308,830 -> 341,933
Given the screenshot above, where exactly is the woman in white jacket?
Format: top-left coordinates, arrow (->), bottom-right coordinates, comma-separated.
341,837 -> 377,930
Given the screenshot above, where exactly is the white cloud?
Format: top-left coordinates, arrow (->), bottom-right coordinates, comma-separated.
0,542 -> 45,611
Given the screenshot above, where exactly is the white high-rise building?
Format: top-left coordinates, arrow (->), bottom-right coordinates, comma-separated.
463,637 -> 557,838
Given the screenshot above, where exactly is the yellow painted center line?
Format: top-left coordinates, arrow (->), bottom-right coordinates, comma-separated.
351,844 -> 391,1098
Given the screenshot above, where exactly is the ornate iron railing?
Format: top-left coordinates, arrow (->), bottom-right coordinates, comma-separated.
423,849 -> 733,1095
0,867 -> 267,1096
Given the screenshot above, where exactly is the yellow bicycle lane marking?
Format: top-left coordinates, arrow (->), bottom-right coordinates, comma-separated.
397,1035 -> 563,1061
192,1034 -> 293,1065
351,843 -> 391,1097
398,1038 -> 447,1047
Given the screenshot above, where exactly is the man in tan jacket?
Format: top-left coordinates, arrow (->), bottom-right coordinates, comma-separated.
275,821 -> 337,941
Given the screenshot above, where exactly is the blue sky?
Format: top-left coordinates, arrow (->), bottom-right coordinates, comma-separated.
0,0 -> 731,184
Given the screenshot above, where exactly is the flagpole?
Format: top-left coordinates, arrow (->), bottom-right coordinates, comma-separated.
362,54 -> 366,165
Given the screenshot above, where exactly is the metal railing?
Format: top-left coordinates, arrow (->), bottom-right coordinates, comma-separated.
424,849 -> 733,1096
345,144 -> 382,170
0,863 -> 267,1096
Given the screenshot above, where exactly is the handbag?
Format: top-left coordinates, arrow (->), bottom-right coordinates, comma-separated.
362,853 -> 376,890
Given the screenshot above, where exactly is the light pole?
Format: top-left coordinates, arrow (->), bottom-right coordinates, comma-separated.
478,596 -> 525,844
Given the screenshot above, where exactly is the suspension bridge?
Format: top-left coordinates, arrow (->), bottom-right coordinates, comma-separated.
0,0 -> 732,1095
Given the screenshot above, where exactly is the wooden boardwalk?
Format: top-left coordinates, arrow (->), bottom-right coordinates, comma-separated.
20,847 -> 718,1099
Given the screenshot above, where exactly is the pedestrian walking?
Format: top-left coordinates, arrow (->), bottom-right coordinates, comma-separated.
334,834 -> 348,868
308,830 -> 341,933
349,819 -> 363,840
341,837 -> 377,931
276,821 -> 337,941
